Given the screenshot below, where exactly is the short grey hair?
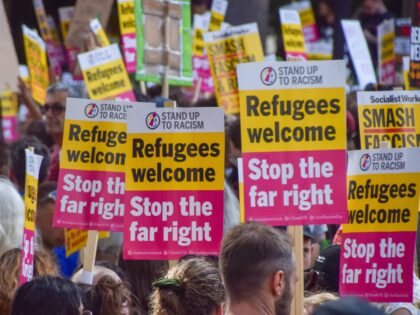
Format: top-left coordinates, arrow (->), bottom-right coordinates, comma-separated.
46,82 -> 86,99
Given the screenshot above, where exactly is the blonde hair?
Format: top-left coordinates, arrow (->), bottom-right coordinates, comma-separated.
0,248 -> 58,315
0,178 -> 24,254
304,292 -> 338,315
150,257 -> 225,315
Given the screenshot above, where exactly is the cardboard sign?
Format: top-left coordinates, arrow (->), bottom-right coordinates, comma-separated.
20,149 -> 43,285
19,65 -> 31,87
65,229 -> 109,257
22,25 -> 49,105
89,18 -> 111,47
65,0 -> 114,50
134,0 -> 193,86
281,0 -> 319,43
357,91 -> 420,149
377,19 -> 395,85
341,20 -> 377,88
238,60 -> 347,225
117,0 -> 137,73
0,0 -> 19,91
204,23 -> 264,114
124,107 -> 225,260
54,98 -> 153,231
279,9 -> 307,61
78,44 -> 135,101
58,6 -> 74,42
340,148 -> 420,302
403,56 -> 414,90
0,90 -> 19,142
209,0 -> 228,32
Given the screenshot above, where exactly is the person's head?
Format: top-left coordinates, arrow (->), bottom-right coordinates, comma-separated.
313,245 -> 340,293
43,83 -> 70,138
9,136 -> 50,193
150,257 -> 225,315
118,257 -> 169,314
11,275 -> 83,315
312,296 -> 385,315
25,119 -> 55,148
362,0 -> 386,15
72,265 -> 122,286
304,293 -> 338,315
0,178 -> 24,254
220,222 -> 295,315
81,275 -> 131,315
0,248 -> 59,315
36,181 -> 64,249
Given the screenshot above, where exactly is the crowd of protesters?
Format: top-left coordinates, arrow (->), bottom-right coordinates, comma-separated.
1,0 -> 420,314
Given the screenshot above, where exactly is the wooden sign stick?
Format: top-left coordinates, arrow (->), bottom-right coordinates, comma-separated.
288,225 -> 304,315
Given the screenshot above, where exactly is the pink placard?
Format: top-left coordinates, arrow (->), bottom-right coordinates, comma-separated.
193,55 -> 214,93
54,168 -> 124,231
19,229 -> 35,284
121,33 -> 136,73
242,149 -> 347,225
303,24 -> 319,43
2,116 -> 18,142
46,40 -> 63,78
380,60 -> 396,85
340,231 -> 415,302
124,190 -> 224,260
115,90 -> 136,102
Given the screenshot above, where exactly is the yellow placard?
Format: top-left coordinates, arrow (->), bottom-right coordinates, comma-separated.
344,173 -> 420,233
126,132 -> 225,191
65,229 -> 109,257
117,0 -> 135,35
209,11 -> 224,32
61,120 -> 128,173
33,0 -> 53,41
239,88 -> 346,153
193,28 -> 205,57
299,7 -> 316,27
205,26 -> 264,114
358,103 -> 420,149
282,23 -> 306,54
380,32 -> 395,64
23,27 -> 49,105
90,19 -> 111,47
81,59 -> 133,100
24,175 -> 37,231
0,90 -> 18,117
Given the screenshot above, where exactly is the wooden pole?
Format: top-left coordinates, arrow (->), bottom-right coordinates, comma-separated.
80,230 -> 99,284
288,225 -> 304,315
162,4 -> 171,98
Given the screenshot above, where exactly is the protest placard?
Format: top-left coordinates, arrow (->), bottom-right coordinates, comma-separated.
209,0 -> 228,32
20,149 -> 43,285
22,25 -> 49,105
124,107 -> 225,260
65,0 -> 114,50
78,44 -> 135,101
58,6 -> 74,42
395,18 -> 411,57
0,90 -> 19,142
403,56 -> 414,90
409,1 -> 420,87
238,60 -> 347,225
65,229 -> 109,257
281,0 -> 319,43
134,0 -> 193,87
19,65 -> 31,88
341,20 -> 377,88
117,0 -> 137,73
54,98 -> 153,231
377,19 -> 395,85
204,23 -> 264,114
193,13 -> 213,95
89,18 -> 111,47
279,9 -> 307,61
33,0 -> 62,78
340,148 -> 420,302
0,0 -> 19,91
357,91 -> 420,149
